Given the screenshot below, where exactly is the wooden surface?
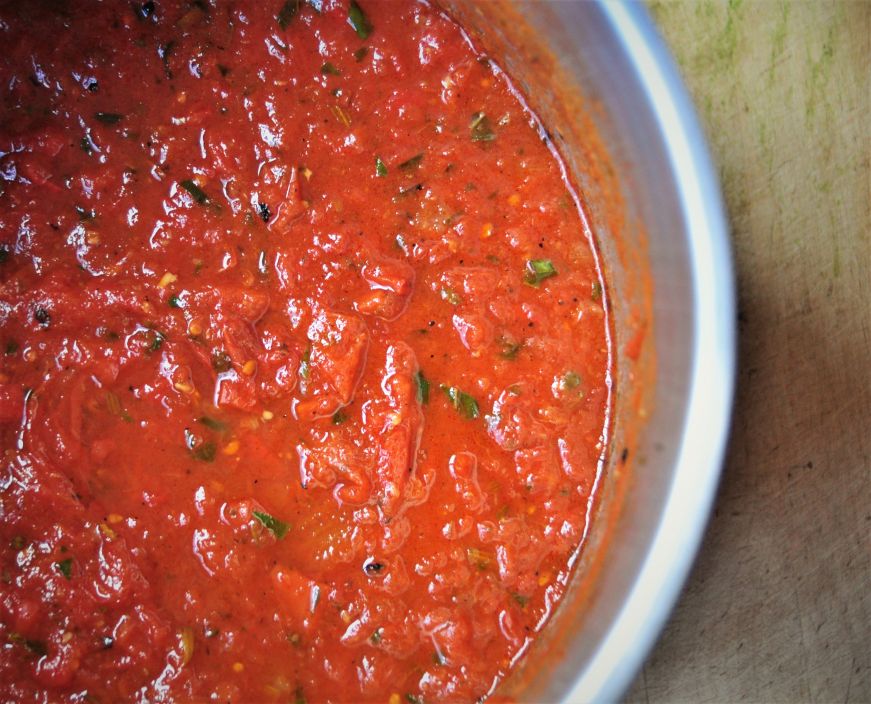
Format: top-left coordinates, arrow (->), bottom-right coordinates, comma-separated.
625,2 -> 871,702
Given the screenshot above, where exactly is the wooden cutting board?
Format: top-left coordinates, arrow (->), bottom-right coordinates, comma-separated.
624,2 -> 871,702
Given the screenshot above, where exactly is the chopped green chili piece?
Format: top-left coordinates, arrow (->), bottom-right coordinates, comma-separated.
415,370 -> 430,404
192,441 -> 217,462
523,258 -> 557,286
470,111 -> 496,141
398,153 -> 423,170
55,558 -> 73,579
348,0 -> 372,39
441,385 -> 479,419
94,112 -> 123,125
197,416 -> 227,432
375,156 -> 388,177
253,510 -> 289,539
180,179 -> 209,205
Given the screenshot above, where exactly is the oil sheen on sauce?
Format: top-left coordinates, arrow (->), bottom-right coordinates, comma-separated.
0,1 -> 612,701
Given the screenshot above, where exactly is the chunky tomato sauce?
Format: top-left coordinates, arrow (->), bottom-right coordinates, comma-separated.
0,1 -> 612,701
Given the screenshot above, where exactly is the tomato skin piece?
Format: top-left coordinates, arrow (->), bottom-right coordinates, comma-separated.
272,566 -> 324,632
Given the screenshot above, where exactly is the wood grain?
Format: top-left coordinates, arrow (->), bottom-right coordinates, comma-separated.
625,1 -> 871,702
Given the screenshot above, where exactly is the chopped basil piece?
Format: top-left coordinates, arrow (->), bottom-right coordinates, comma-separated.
211,351 -> 232,373
332,410 -> 348,425
94,112 -> 123,125
523,258 -> 557,286
168,295 -> 182,308
55,558 -> 73,579
375,156 -> 387,177
512,593 -> 529,607
354,46 -> 369,61
348,0 -> 372,39
439,287 -> 460,306
441,385 -> 479,419
320,62 -> 340,75
276,0 -> 300,29
197,416 -> 227,432
415,370 -> 430,404
180,179 -> 209,205
106,392 -> 134,422
253,510 -> 289,539
470,111 -> 496,141
192,441 -> 217,462
398,153 -> 423,170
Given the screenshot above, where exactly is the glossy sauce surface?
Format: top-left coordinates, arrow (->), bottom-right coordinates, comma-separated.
0,1 -> 611,701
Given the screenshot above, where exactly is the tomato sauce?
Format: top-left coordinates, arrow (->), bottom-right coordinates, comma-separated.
0,0 -> 612,701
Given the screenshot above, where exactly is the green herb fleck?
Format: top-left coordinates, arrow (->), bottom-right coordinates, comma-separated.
405,696 -> 423,704
168,294 -> 182,308
560,371 -> 582,390
439,287 -> 460,306
375,156 -> 388,177
299,346 -> 311,381
348,0 -> 372,39
55,558 -> 73,579
197,416 -> 227,432
499,336 -> 522,360
5,340 -> 18,355
192,441 -> 217,462
277,0 -> 300,29
524,258 -> 557,286
415,370 -> 430,404
591,281 -> 603,301
470,111 -> 496,141
441,385 -> 479,419
398,153 -> 423,171
321,62 -> 340,75
465,546 -> 490,569
370,628 -> 383,644
148,330 -> 164,352
512,593 -> 529,608
106,391 -> 134,422
180,179 -> 209,205
94,112 -> 123,125
294,686 -> 307,704
253,510 -> 289,539
354,46 -> 369,61
80,136 -> 93,154
332,410 -> 348,425
75,205 -> 95,220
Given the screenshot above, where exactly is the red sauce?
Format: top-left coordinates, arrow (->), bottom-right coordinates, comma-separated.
0,1 -> 612,701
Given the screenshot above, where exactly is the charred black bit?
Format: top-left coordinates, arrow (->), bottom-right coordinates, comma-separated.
138,1 -> 156,19
94,112 -> 123,125
257,202 -> 271,222
621,447 -> 629,464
